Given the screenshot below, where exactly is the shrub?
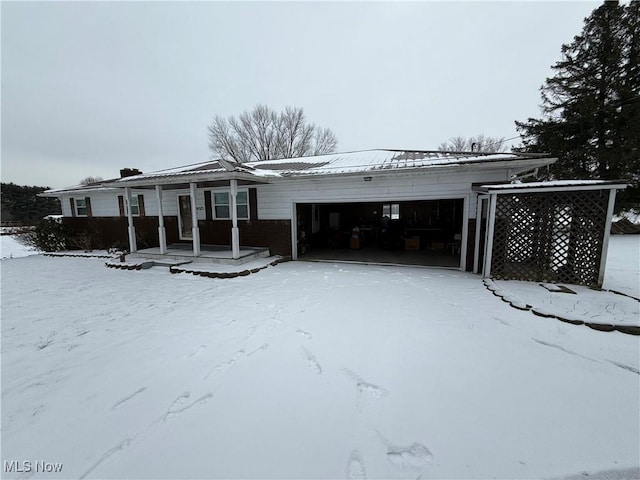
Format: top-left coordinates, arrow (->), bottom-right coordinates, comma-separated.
27,219 -> 68,252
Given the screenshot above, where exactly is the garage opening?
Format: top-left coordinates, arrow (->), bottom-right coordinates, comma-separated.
296,199 -> 464,267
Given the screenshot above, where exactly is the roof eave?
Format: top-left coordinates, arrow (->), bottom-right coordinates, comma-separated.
265,157 -> 557,181
39,186 -> 124,197
112,170 -> 275,188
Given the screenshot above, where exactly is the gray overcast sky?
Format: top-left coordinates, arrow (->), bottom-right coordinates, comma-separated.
2,1 -> 598,189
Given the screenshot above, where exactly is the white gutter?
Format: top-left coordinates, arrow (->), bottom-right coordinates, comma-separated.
476,183 -> 628,195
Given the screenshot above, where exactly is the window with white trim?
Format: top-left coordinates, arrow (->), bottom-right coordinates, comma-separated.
75,198 -> 87,216
127,196 -> 140,216
213,190 -> 249,219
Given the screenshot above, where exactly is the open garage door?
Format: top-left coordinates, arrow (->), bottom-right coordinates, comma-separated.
295,199 -> 464,267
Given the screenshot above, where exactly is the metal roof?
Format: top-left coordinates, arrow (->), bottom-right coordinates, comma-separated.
44,149 -> 557,193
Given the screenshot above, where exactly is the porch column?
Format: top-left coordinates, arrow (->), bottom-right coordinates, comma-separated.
189,182 -> 201,257
230,179 -> 240,259
155,185 -> 167,254
473,195 -> 485,274
124,187 -> 137,253
483,193 -> 498,278
460,195 -> 469,271
597,188 -> 617,286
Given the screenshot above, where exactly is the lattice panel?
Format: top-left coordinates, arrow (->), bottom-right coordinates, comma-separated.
490,190 -> 609,286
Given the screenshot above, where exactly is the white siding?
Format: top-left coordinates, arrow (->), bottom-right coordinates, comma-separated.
256,169 -> 512,220
88,191 -> 120,216
60,195 -> 73,216
149,188 -> 206,219
58,168 -> 513,220
60,191 -> 120,217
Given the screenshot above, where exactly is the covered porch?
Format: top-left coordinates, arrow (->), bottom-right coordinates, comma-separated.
131,243 -> 270,265
115,160 -> 278,263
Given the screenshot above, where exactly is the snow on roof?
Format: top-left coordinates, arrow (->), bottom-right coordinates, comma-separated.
248,149 -> 552,176
43,149 -> 556,193
113,149 -> 555,184
41,180 -> 123,195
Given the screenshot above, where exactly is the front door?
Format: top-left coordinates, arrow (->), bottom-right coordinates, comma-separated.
178,195 -> 193,240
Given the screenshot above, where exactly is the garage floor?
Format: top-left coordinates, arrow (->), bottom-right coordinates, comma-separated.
300,246 -> 460,267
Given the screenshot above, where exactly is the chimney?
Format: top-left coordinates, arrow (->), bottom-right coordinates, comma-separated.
120,168 -> 142,178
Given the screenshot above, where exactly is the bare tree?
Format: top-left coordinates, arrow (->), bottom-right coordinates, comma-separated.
79,176 -> 103,185
208,105 -> 338,163
439,134 -> 507,152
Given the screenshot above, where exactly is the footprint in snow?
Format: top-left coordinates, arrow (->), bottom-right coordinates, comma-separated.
246,325 -> 257,338
164,392 -> 213,420
188,345 -> 207,357
346,450 -> 367,479
204,350 -> 245,380
296,329 -> 312,340
302,348 -> 322,374
386,442 -> 433,470
342,369 -> 388,411
247,344 -> 269,357
32,405 -> 45,417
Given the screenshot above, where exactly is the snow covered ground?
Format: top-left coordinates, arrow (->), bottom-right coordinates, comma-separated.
490,235 -> 640,328
0,234 -> 39,260
603,235 -> 640,299
1,236 -> 639,479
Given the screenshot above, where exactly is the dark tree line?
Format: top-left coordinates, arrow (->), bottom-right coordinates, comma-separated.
1,183 -> 61,225
516,1 -> 639,211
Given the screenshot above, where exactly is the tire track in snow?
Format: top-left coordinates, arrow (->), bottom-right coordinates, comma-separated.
111,387 -> 147,410
532,339 -> 639,375
607,360 -> 640,375
79,437 -> 133,479
82,389 -> 214,477
531,338 -> 599,363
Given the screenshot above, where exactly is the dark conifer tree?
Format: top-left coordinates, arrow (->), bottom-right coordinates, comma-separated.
516,1 -> 639,210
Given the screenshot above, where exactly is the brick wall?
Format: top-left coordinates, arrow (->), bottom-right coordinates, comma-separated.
198,219 -> 292,256
62,216 -> 292,256
62,216 -> 179,250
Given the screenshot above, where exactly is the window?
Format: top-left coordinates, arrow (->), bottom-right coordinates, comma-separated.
382,203 -> 400,220
236,191 -> 248,218
214,192 -> 230,218
213,190 -> 249,219
127,196 -> 140,216
75,198 -> 87,216
119,195 -> 143,217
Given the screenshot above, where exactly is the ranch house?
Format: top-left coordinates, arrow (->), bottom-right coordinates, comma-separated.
42,149 -> 625,286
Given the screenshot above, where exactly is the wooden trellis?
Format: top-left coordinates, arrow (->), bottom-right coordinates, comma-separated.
474,182 -> 624,287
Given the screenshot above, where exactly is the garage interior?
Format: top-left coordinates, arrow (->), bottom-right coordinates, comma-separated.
296,199 -> 464,267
